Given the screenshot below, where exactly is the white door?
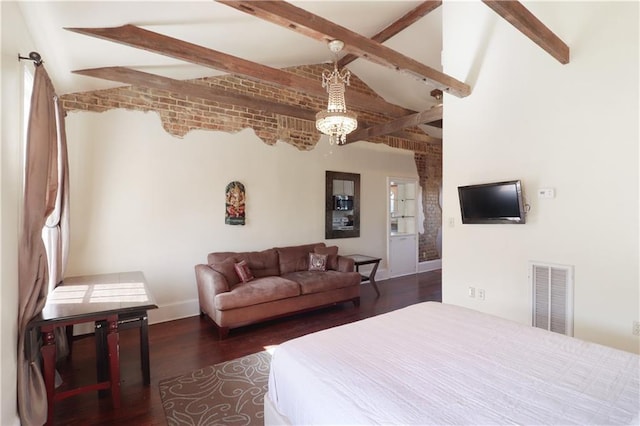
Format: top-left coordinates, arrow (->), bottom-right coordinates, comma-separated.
388,178 -> 418,278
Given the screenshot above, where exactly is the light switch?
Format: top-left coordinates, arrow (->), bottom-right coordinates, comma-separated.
538,188 -> 555,199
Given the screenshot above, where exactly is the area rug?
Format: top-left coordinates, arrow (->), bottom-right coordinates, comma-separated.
159,351 -> 271,426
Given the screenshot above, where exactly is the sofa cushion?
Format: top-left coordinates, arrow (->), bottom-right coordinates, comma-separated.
208,248 -> 279,278
214,276 -> 300,311
277,243 -> 325,274
209,257 -> 241,288
283,270 -> 361,295
314,245 -> 339,270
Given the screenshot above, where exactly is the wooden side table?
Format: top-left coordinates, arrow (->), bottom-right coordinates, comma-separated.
29,271 -> 157,425
30,308 -> 122,426
345,254 -> 382,297
95,310 -> 152,397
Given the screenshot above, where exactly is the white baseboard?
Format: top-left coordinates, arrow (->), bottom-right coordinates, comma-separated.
74,322 -> 95,336
419,259 -> 442,273
72,299 -> 200,335
376,267 -> 389,280
365,261 -> 441,282
148,299 -> 200,325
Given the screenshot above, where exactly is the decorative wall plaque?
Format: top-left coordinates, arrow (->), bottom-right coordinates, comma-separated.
225,181 -> 245,225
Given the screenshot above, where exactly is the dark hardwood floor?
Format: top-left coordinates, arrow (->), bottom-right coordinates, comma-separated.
53,270 -> 441,425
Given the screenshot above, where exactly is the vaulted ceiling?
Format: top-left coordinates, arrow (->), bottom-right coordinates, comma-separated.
17,1 -> 568,145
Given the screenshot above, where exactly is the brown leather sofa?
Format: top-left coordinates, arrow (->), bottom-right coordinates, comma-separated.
195,242 -> 361,338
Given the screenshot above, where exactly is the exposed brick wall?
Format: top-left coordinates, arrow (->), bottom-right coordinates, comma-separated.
60,64 -> 442,261
415,143 -> 443,262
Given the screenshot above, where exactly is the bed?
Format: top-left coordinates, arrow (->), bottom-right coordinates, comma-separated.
265,302 -> 640,425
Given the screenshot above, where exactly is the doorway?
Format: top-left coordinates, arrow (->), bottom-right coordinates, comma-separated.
387,177 -> 418,278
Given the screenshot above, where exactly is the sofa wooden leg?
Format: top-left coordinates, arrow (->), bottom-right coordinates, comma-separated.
353,297 -> 360,307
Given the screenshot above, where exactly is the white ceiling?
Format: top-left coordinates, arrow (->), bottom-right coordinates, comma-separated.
17,1 -> 443,113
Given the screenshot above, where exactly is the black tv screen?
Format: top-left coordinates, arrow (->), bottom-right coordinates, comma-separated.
458,180 -> 526,224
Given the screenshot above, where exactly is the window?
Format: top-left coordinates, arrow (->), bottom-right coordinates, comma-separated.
22,64 -> 34,185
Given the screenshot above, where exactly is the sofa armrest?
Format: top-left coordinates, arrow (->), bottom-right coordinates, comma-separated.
336,256 -> 355,273
195,264 -> 230,316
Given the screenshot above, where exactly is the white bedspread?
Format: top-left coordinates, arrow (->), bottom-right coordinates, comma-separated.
267,302 -> 640,425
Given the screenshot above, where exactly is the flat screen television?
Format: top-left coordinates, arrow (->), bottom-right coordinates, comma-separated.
458,180 -> 526,224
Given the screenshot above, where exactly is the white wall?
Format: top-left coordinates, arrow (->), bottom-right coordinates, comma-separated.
442,1 -> 639,353
64,109 -> 418,323
0,2 -> 31,425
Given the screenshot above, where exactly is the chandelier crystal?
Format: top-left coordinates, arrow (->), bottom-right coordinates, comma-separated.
315,40 -> 358,145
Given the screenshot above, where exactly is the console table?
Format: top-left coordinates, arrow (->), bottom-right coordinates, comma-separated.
29,271 -> 157,425
344,254 -> 382,297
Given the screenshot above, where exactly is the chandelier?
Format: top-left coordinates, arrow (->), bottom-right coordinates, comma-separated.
315,40 -> 358,145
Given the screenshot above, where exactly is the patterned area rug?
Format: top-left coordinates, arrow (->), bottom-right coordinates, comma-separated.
159,351 -> 271,426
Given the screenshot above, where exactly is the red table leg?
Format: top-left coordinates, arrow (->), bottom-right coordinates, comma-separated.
41,327 -> 56,426
106,315 -> 121,408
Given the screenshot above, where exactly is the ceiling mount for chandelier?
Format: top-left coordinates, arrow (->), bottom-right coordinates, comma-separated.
315,40 -> 358,145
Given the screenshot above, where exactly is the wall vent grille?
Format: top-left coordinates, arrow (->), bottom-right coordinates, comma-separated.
531,262 -> 574,336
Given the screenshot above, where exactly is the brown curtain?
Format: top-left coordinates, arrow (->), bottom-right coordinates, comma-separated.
17,64 -> 67,426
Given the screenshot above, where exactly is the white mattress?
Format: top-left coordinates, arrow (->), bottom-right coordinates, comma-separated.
267,302 -> 640,425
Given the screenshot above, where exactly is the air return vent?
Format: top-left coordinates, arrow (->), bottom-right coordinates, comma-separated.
531,262 -> 574,336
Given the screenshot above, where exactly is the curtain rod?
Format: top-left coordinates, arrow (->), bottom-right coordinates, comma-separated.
18,51 -> 43,66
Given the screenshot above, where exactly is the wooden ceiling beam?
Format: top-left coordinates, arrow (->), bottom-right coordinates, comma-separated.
338,1 -> 441,68
217,0 -> 470,98
347,105 -> 443,144
389,130 -> 441,145
72,66 -> 437,146
66,25 -> 414,118
482,0 -> 569,64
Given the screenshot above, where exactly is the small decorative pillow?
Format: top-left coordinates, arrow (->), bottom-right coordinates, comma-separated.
315,245 -> 339,270
234,260 -> 254,283
308,252 -> 328,271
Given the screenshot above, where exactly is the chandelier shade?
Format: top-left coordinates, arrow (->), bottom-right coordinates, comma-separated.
315,40 -> 357,145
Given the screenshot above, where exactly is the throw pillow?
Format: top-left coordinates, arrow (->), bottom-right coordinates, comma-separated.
234,260 -> 254,283
315,245 -> 339,270
308,252 -> 328,271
